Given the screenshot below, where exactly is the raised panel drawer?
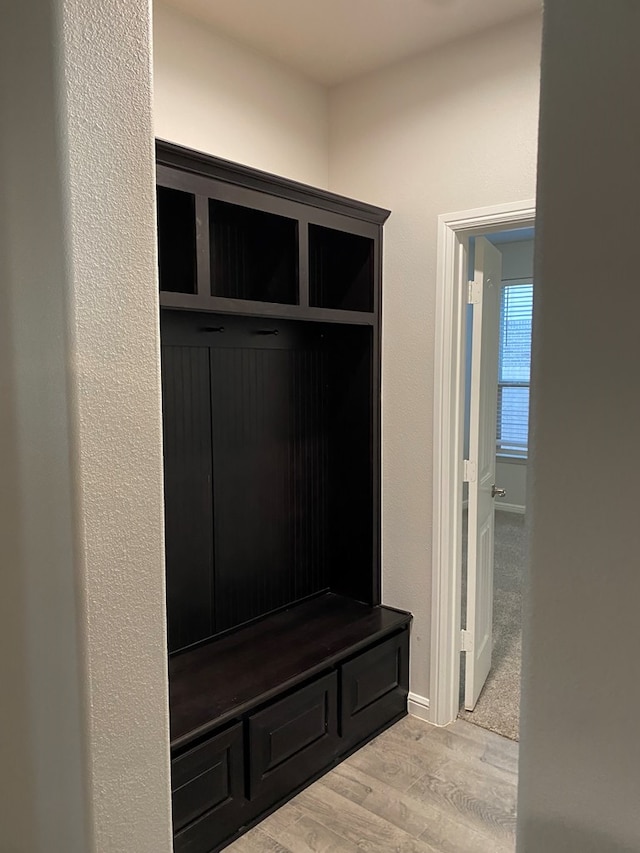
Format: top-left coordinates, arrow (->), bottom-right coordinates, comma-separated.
340,630 -> 409,746
172,723 -> 244,852
248,672 -> 338,806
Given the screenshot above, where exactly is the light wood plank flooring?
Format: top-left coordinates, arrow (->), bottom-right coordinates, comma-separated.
226,717 -> 518,853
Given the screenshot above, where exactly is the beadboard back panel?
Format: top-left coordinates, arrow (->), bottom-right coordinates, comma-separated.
161,311 -> 374,652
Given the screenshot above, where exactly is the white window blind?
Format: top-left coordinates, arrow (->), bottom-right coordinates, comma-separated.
497,282 -> 533,457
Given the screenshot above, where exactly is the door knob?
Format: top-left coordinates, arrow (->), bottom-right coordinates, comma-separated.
491,485 -> 506,498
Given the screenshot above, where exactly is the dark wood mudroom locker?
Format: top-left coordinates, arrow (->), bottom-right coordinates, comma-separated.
156,141 -> 412,853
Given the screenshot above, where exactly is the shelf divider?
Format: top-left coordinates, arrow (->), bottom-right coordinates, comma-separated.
195,195 -> 211,298
298,217 -> 310,309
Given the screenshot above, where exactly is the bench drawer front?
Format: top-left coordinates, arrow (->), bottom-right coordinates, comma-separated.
172,723 -> 244,852
249,672 -> 338,805
340,630 -> 409,745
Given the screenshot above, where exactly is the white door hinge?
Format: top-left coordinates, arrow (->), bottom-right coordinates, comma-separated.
463,460 -> 476,483
461,629 -> 473,653
468,279 -> 482,305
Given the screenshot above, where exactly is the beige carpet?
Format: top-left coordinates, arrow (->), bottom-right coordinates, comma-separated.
459,510 -> 525,741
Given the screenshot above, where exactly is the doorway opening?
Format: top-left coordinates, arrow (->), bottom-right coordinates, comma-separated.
429,201 -> 535,733
457,228 -> 533,741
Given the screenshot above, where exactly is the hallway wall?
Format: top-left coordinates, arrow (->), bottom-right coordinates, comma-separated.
329,14 -> 541,700
518,2 -> 640,850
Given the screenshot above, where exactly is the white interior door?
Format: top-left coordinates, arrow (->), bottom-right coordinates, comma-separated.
465,237 -> 502,711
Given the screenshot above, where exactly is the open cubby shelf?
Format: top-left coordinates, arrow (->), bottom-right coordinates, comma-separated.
309,223 -> 375,312
156,141 -> 405,853
157,185 -> 197,294
209,199 -> 298,304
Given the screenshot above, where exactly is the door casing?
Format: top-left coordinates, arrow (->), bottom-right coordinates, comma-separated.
429,200 -> 535,727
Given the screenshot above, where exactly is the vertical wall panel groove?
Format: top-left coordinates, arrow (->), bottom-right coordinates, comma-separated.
211,342 -> 329,632
162,344 -> 214,651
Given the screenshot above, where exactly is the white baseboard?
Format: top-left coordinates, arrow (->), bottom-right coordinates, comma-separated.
407,692 -> 430,722
495,502 -> 526,514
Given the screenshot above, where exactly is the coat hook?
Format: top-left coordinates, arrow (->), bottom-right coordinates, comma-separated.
255,329 -> 279,336
201,326 -> 225,333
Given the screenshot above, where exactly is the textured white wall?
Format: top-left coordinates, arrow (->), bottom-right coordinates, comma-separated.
0,4 -> 89,848
63,1 -> 172,849
518,2 -> 640,850
153,3 -> 329,187
329,14 -> 541,700
0,1 -> 172,850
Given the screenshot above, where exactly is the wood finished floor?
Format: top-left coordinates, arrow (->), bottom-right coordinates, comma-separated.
226,716 -> 518,853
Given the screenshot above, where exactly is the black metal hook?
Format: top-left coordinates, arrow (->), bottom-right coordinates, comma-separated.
255,329 -> 279,336
201,326 -> 225,333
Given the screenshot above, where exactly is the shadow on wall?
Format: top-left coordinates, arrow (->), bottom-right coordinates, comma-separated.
519,820 -> 639,853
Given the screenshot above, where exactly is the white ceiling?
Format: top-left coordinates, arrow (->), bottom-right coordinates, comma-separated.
162,0 -> 542,85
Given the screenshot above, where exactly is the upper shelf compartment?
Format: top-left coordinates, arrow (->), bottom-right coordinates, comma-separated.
209,199 -> 298,304
309,224 -> 374,313
157,186 -> 197,294
155,141 -> 390,322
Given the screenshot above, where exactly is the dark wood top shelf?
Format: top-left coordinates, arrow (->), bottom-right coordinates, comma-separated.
169,593 -> 411,751
159,291 -> 376,326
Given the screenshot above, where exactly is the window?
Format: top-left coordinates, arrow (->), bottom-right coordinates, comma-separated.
497,281 -> 533,457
